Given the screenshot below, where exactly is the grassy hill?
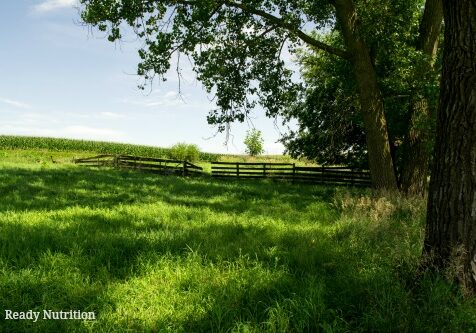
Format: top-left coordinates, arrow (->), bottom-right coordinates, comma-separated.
0,135 -> 309,165
0,141 -> 474,332
0,135 -> 220,162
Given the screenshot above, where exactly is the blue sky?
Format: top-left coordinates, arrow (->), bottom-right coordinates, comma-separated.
0,0 -> 297,154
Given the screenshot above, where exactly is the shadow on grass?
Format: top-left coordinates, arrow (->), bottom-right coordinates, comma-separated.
0,165 -> 474,332
0,166 -> 338,217
0,213 -> 365,332
0,207 -> 451,332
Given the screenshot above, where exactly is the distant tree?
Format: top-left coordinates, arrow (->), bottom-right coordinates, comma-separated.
424,0 -> 476,294
244,129 -> 264,156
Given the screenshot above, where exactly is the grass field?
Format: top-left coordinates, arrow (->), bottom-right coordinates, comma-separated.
0,142 -> 475,332
0,136 -> 317,175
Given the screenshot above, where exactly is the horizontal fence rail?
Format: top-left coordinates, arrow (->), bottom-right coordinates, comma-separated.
74,156 -> 370,186
211,162 -> 371,187
74,154 -> 203,177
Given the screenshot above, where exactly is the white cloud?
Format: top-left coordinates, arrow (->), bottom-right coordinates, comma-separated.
164,91 -> 178,99
0,97 -> 32,109
99,111 -> 126,119
32,0 -> 76,13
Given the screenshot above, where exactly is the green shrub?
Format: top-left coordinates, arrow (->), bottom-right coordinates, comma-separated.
169,143 -> 201,162
244,129 -> 264,156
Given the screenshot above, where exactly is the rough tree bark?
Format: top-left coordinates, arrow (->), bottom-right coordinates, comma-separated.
400,101 -> 432,195
424,0 -> 476,294
400,0 -> 443,195
334,0 -> 398,190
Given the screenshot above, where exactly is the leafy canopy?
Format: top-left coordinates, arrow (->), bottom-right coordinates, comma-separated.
79,0 -> 342,132
79,0 -> 440,169
281,0 -> 441,168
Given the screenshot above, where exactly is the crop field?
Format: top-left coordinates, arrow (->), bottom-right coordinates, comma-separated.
0,136 -> 313,166
0,136 -> 219,163
0,140 -> 475,332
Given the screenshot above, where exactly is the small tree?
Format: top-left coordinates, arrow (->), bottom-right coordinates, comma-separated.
244,129 -> 264,156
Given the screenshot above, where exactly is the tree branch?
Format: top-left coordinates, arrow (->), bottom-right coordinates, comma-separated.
226,1 -> 350,59
173,0 -> 351,59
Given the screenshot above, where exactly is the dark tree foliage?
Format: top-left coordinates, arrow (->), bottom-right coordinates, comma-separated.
280,34 -> 368,168
281,1 -> 441,172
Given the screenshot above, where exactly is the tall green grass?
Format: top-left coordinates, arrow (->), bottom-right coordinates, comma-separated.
0,149 -> 475,332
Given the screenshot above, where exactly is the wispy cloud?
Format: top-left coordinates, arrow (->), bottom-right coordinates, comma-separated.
99,111 -> 126,119
119,90 -> 199,109
0,97 -> 32,109
32,0 -> 76,14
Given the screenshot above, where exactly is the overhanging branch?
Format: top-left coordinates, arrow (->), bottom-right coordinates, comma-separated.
173,0 -> 351,59
225,1 -> 350,59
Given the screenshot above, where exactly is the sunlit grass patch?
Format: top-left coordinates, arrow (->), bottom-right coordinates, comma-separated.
0,148 -> 475,332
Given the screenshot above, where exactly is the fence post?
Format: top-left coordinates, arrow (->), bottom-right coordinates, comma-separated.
263,164 -> 266,177
236,163 -> 240,178
292,163 -> 296,184
183,162 -> 187,177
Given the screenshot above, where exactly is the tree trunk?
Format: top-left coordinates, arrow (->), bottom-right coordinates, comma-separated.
334,0 -> 398,190
400,0 -> 443,195
400,100 -> 432,195
418,0 -> 444,57
424,0 -> 476,294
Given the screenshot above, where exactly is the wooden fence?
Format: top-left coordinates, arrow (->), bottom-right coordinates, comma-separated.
211,162 -> 371,187
74,156 -> 370,186
73,154 -> 203,176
